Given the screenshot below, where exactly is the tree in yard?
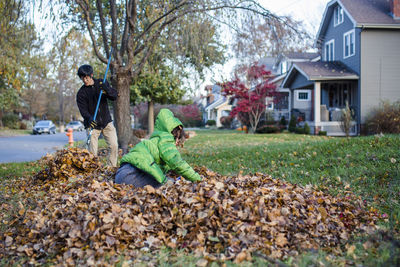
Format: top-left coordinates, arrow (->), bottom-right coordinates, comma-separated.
177,104 -> 203,127
47,29 -> 95,125
232,14 -> 313,65
221,63 -> 277,133
0,0 -> 43,126
60,1 -> 282,152
130,62 -> 185,134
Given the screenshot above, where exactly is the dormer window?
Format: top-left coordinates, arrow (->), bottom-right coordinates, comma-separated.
334,5 -> 344,26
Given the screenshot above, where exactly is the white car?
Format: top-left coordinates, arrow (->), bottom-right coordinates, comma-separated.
66,121 -> 84,131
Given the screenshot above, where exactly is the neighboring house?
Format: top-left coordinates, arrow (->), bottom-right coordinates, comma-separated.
282,0 -> 400,136
202,85 -> 232,127
266,52 -> 320,121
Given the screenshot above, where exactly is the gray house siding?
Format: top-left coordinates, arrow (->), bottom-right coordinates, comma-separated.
360,29 -> 400,123
322,3 -> 360,74
290,73 -> 312,89
293,90 -> 312,110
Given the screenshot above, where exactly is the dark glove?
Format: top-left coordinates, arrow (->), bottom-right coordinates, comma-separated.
89,119 -> 98,129
95,80 -> 108,95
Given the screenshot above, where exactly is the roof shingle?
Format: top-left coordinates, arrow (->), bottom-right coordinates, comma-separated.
341,0 -> 400,26
293,61 -> 359,80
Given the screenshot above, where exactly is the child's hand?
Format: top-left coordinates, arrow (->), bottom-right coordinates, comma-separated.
82,75 -> 94,86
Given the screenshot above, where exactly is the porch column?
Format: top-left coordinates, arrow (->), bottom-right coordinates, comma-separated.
314,82 -> 321,133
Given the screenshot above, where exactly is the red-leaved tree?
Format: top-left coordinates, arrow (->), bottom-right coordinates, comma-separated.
221,63 -> 277,133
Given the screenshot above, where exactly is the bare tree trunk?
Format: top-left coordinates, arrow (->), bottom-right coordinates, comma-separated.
0,109 -> 3,128
113,70 -> 133,154
148,100 -> 154,135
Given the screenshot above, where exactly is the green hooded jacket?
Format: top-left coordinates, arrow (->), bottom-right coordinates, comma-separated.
120,109 -> 201,184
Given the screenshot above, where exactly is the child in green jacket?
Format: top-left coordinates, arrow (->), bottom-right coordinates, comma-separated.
115,109 -> 201,188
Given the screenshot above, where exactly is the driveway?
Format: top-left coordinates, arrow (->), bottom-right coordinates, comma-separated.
0,132 -> 87,163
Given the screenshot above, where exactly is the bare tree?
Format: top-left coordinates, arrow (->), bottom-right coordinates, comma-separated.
48,29 -> 93,125
233,15 -> 313,65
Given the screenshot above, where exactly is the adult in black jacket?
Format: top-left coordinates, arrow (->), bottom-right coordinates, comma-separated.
76,64 -> 118,167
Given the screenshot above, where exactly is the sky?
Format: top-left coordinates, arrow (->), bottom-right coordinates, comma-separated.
200,0 -> 330,91
259,0 -> 329,34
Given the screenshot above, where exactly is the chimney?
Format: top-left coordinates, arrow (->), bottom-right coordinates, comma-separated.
391,0 -> 400,19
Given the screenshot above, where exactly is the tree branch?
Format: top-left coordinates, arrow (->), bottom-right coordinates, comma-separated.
134,0 -> 190,43
131,29 -> 162,78
75,0 -> 107,64
110,0 -> 118,61
96,0 -> 109,57
120,0 -> 132,61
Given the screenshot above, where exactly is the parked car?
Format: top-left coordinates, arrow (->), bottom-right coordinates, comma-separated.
66,121 -> 84,131
32,120 -> 56,135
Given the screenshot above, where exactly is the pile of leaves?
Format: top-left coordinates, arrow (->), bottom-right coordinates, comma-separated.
1,148 -> 379,265
34,148 -> 103,181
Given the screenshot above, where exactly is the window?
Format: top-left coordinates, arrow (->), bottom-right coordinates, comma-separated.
297,90 -> 310,101
325,39 -> 335,61
334,5 -> 344,26
343,29 -> 355,58
266,97 -> 274,110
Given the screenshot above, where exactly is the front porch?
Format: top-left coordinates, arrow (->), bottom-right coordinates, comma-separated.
293,80 -> 359,136
282,61 -> 360,136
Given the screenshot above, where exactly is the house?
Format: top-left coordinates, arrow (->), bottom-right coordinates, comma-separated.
265,52 -> 320,121
282,0 -> 400,136
202,85 -> 232,127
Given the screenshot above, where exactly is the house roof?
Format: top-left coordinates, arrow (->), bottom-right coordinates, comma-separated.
283,52 -> 320,60
341,0 -> 400,26
258,57 -> 278,74
282,61 -> 359,88
317,0 -> 400,46
205,96 -> 228,111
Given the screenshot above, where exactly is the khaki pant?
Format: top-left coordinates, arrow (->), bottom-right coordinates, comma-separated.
87,122 -> 118,167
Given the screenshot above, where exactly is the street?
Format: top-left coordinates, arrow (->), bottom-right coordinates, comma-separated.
0,131 -> 87,163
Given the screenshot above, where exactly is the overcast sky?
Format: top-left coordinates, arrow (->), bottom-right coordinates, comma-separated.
259,0 -> 329,35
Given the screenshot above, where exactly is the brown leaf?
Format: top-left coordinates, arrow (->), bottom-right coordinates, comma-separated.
234,251 -> 247,263
196,258 -> 208,267
5,236 -> 13,247
275,233 -> 288,247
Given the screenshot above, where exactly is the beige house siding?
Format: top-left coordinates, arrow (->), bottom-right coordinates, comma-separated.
215,103 -> 232,127
360,30 -> 400,123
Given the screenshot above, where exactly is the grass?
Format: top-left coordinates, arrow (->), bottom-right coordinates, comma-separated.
1,130 -> 399,266
0,161 -> 41,180
0,128 -> 31,137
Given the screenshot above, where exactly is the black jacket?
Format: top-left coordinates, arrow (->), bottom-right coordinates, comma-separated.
76,79 -> 118,130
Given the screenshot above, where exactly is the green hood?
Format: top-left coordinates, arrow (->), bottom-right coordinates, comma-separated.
151,108 -> 183,137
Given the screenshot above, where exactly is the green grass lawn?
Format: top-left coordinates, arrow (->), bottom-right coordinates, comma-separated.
1,130 -> 399,266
